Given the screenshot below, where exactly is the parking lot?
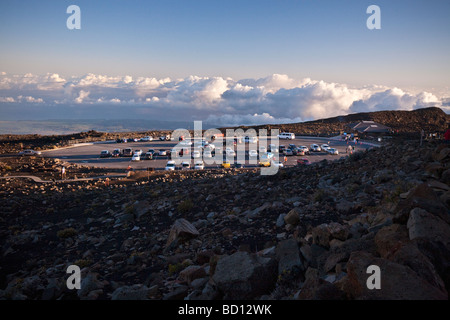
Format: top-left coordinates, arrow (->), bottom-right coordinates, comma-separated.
42,136 -> 375,171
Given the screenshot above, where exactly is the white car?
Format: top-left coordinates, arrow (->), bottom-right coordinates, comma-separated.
327,148 -> 339,155
321,144 -> 330,152
272,161 -> 284,168
140,136 -> 153,142
226,149 -> 236,157
134,149 -> 143,156
310,144 -> 321,152
299,146 -> 309,153
244,136 -> 258,143
192,150 -> 201,158
18,149 -> 42,156
194,161 -> 205,170
181,161 -> 191,170
249,150 -> 258,158
159,149 -> 167,156
278,132 -> 295,140
131,154 -> 140,161
268,144 -> 279,153
165,160 -> 175,171
179,140 -> 192,146
203,150 -> 213,158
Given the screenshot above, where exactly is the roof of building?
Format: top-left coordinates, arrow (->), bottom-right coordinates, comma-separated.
348,121 -> 392,133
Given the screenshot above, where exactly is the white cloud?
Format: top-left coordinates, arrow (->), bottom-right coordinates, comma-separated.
75,90 -> 90,104
0,72 -> 446,123
0,96 -> 15,102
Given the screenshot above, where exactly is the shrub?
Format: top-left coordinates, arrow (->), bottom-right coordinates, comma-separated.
178,199 -> 194,213
57,228 -> 77,239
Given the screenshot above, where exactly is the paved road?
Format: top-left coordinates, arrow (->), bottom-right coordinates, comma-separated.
0,174 -> 127,183
42,136 -> 375,170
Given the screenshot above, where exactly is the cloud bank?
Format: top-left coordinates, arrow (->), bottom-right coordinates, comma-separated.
0,72 -> 445,125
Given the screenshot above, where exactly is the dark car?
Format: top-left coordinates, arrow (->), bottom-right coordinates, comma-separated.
122,148 -> 133,157
297,158 -> 311,166
100,150 -> 111,158
112,149 -> 121,157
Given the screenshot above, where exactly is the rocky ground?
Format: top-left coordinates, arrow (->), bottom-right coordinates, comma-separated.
0,156 -> 124,181
0,138 -> 449,300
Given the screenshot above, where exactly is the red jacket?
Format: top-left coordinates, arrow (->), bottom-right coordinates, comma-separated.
445,129 -> 450,141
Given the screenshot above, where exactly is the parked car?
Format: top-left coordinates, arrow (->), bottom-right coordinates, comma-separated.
140,136 -> 153,142
327,148 -> 339,155
134,149 -> 143,156
18,149 -> 42,156
244,136 -> 258,143
249,150 -> 258,158
179,140 -> 192,146
278,132 -> 295,140
321,144 -> 330,152
159,149 -> 167,156
293,148 -> 305,156
194,161 -> 205,170
297,158 -> 311,166
272,161 -> 284,168
310,144 -> 321,152
144,152 -> 153,160
284,149 -> 294,156
279,145 -> 286,153
288,144 -> 297,150
298,146 -> 310,154
268,144 -> 278,153
100,150 -> 111,158
181,161 -> 191,170
192,150 -> 201,159
203,150 -> 213,158
112,149 -> 121,157
131,153 -> 140,161
122,148 -> 133,157
165,160 -> 176,171
222,160 -> 231,168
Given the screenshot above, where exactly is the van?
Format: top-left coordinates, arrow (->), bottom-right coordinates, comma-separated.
123,148 -> 133,157
278,132 -> 295,140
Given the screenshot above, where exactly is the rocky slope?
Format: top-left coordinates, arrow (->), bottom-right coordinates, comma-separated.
0,138 -> 449,300
225,107 -> 450,137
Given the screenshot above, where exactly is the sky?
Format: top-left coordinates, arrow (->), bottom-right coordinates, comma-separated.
0,0 -> 449,126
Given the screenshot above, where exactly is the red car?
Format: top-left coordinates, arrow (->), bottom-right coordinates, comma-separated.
297,158 -> 311,166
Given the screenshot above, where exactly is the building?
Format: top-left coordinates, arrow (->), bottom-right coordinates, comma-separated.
347,121 -> 392,135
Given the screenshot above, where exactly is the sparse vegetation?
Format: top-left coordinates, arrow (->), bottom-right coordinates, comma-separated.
57,228 -> 77,239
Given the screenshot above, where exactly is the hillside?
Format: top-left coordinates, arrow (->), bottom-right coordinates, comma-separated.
1,138 -> 449,300
226,107 -> 450,137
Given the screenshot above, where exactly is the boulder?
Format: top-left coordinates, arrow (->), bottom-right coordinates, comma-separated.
178,265 -> 207,285
111,284 -> 154,300
344,251 -> 447,300
392,242 -> 447,293
407,208 -> 450,246
284,208 -> 300,226
212,251 -> 277,299
276,239 -> 304,275
394,183 -> 450,224
374,224 -> 409,259
165,218 -> 199,249
297,268 -> 345,300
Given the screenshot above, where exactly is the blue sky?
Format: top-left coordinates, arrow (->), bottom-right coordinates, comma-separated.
0,0 -> 449,123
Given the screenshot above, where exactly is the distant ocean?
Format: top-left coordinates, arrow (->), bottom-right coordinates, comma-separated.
0,119 -> 221,135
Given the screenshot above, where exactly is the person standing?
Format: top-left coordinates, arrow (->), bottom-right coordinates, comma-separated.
61,166 -> 66,180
